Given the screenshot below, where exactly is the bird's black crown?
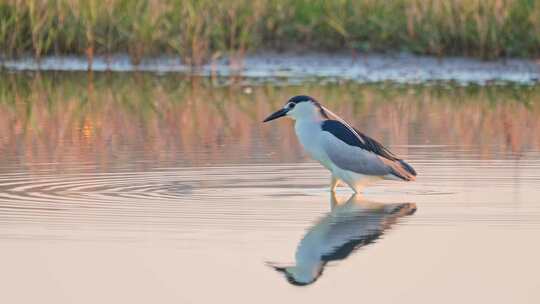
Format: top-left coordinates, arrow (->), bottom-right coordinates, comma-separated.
286,95 -> 329,119
287,95 -> 314,105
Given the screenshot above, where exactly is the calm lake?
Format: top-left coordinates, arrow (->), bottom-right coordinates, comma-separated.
1,72 -> 539,303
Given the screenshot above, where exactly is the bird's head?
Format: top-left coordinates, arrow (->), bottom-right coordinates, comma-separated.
266,262 -> 323,286
263,95 -> 329,123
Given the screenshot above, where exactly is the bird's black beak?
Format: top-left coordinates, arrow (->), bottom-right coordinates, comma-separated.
265,262 -> 287,273
263,108 -> 288,122
272,266 -> 287,273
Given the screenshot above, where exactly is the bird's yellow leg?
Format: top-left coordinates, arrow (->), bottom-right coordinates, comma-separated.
330,175 -> 340,192
330,190 -> 338,209
330,190 -> 349,210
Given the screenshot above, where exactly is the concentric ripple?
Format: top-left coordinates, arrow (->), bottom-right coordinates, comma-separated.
0,164 -> 337,240
0,158 -> 540,242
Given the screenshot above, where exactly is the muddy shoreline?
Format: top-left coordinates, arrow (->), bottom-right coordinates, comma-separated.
2,52 -> 540,85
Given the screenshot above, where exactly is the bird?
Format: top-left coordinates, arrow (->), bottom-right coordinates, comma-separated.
263,95 -> 417,193
268,193 -> 417,286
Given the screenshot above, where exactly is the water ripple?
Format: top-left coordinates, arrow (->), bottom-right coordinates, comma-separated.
0,160 -> 539,241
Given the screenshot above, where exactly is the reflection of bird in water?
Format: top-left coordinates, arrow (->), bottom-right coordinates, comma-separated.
269,193 -> 416,286
263,95 -> 417,193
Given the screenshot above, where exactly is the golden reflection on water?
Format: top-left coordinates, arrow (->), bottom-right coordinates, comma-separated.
1,72 -> 540,173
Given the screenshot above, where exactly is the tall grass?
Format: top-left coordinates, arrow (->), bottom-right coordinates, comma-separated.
1,0 -> 540,66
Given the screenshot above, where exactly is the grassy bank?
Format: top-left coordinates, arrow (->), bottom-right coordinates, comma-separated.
1,0 -> 540,66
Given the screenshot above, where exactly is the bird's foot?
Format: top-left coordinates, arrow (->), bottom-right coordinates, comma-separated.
351,185 -> 365,194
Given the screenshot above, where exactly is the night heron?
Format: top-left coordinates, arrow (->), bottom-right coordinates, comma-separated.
263,95 -> 417,193
268,193 -> 417,286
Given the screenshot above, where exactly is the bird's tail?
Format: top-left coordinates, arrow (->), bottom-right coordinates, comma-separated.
381,158 -> 417,181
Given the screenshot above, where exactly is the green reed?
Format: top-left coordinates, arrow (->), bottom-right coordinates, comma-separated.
1,0 -> 539,66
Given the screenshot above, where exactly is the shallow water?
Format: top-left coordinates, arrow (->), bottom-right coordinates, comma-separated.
1,72 -> 540,303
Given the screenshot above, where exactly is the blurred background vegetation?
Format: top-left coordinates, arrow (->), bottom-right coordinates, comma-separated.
1,0 -> 540,65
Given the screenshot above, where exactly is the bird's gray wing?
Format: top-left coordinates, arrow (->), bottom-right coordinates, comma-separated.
320,120 -> 417,181
320,129 -> 391,175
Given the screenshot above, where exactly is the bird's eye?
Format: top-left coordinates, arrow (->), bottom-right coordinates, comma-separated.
287,103 -> 295,109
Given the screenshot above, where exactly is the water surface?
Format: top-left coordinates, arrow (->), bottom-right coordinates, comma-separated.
1,72 -> 539,303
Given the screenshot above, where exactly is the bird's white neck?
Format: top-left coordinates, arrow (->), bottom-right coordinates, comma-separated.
293,118 -> 331,169
294,118 -> 322,141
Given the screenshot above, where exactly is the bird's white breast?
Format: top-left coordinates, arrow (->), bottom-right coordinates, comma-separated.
294,120 -> 331,168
